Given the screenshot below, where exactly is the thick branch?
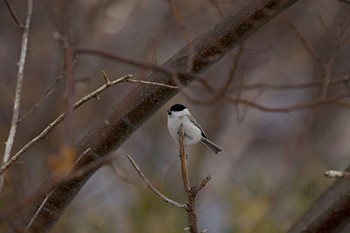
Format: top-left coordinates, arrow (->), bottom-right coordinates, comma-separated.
18,1 -> 299,232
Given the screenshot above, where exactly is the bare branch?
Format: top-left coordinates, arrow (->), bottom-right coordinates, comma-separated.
324,170 -> 350,180
5,0 -> 24,28
202,44 -> 243,104
224,75 -> 350,91
225,91 -> 350,113
178,124 -> 211,233
167,0 -> 194,72
108,160 -> 142,186
101,70 -> 110,84
62,39 -> 75,145
288,18 -> 327,69
26,147 -> 90,229
178,124 -> 191,194
0,150 -> 111,224
17,57 -> 79,125
337,17 -> 350,46
318,15 -> 338,42
194,175 -> 211,193
288,17 -> 342,99
125,78 -> 178,89
126,154 -> 186,209
0,0 -> 33,191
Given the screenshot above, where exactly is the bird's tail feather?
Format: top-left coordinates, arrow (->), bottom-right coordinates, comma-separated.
201,138 -> 223,154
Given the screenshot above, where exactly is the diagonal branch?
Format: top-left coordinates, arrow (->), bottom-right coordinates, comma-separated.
5,0 -> 24,28
126,154 -> 186,209
16,59 -> 76,125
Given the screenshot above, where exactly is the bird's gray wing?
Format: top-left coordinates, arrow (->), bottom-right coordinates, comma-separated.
185,114 -> 208,139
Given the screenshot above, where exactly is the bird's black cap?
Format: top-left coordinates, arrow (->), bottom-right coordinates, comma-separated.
169,104 -> 187,112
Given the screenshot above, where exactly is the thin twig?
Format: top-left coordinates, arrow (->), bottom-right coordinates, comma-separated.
336,17 -> 349,44
337,17 -> 350,46
62,41 -> 75,145
103,71 -> 178,89
73,47 -> 206,90
26,147 -> 91,229
289,17 -> 332,98
17,58 -> 79,124
0,0 -> 33,191
126,154 -> 186,209
5,0 -> 24,28
180,45 -> 244,107
204,44 -> 243,104
195,175 -> 212,193
225,75 -> 350,91
0,151 -> 112,224
101,70 -> 110,84
125,78 -> 178,89
167,0 -> 194,72
318,15 -> 337,42
109,161 -> 142,186
53,32 -> 76,145
324,170 -> 350,180
224,91 -> 350,113
288,18 -> 327,70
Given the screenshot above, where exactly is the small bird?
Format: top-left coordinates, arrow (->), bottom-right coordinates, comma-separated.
167,104 -> 223,154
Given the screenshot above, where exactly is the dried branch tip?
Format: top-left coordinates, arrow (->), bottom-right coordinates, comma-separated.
324,170 -> 350,180
101,70 -> 111,84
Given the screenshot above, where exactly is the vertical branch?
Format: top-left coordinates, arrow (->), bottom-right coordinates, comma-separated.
53,31 -> 76,146
167,0 -> 194,72
62,39 -> 75,146
178,124 -> 211,233
54,32 -> 74,146
0,0 -> 33,191
178,124 -> 190,193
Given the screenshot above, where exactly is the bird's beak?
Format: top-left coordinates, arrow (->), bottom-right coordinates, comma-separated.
167,109 -> 171,115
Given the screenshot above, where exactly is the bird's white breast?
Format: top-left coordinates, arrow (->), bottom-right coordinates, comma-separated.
167,114 -> 202,145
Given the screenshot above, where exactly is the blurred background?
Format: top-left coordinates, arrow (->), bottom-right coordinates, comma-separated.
1,0 -> 350,232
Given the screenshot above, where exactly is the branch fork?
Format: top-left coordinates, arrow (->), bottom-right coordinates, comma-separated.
127,124 -> 211,233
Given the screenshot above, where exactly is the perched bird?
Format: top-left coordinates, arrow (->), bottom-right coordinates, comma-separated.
167,104 -> 223,154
